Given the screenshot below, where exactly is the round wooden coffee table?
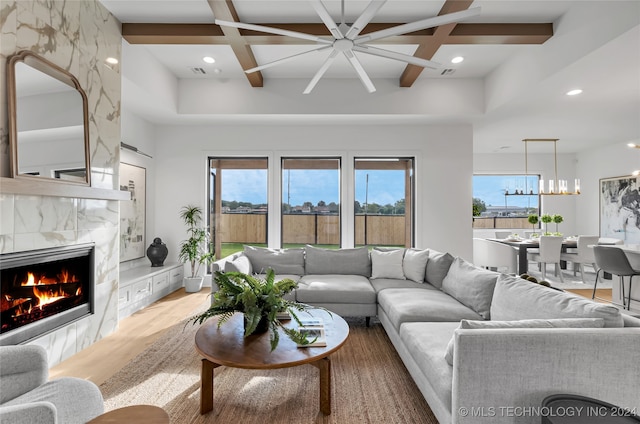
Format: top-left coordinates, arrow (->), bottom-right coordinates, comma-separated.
194,309 -> 349,416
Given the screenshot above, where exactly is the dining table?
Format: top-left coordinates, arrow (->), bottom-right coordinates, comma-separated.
487,237 -> 577,275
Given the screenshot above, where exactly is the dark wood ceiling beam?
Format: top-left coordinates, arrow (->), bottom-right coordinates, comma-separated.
122,24 -> 226,44
399,0 -> 474,87
122,22 -> 552,46
207,0 -> 263,87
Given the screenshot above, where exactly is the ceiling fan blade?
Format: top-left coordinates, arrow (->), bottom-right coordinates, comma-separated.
245,46 -> 332,73
355,7 -> 481,43
345,0 -> 387,39
303,49 -> 339,94
343,50 -> 376,93
310,0 -> 343,39
215,19 -> 333,44
352,45 -> 442,69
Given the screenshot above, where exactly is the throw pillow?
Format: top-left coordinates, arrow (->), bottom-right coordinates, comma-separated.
441,257 -> 499,319
490,274 -> 624,328
424,249 -> 454,289
224,255 -> 252,274
403,248 -> 429,283
304,245 -> 371,276
370,249 -> 406,280
243,246 -> 305,275
444,317 -> 606,365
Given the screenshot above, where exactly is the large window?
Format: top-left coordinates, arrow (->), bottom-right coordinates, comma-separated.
355,158 -> 414,248
473,174 -> 540,229
209,158 -> 268,259
281,158 -> 341,248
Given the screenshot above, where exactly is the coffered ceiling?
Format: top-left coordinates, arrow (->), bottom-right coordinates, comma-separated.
100,0 -> 640,154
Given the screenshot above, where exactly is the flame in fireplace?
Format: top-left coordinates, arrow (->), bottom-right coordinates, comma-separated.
20,269 -> 79,286
33,285 -> 68,307
9,269 -> 83,317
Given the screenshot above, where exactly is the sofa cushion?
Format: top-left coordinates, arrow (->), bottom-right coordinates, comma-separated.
491,274 -> 624,328
443,318 -> 606,365
441,257 -> 499,319
296,274 -> 376,304
224,255 -> 253,274
425,249 -> 454,289
403,248 -> 430,283
369,278 -> 436,293
371,249 -> 406,280
243,246 -> 305,275
304,245 -> 371,276
378,288 -> 482,331
400,322 -> 460,412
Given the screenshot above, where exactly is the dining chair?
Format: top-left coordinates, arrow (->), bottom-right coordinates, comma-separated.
473,238 -> 517,274
559,235 -> 599,283
527,236 -> 565,283
592,245 -> 640,310
494,230 -> 512,239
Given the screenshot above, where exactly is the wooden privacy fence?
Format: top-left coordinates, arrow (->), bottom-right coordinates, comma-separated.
217,213 -> 406,246
473,216 -> 532,229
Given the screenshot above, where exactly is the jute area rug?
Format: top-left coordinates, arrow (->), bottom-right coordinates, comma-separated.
99,304 -> 439,424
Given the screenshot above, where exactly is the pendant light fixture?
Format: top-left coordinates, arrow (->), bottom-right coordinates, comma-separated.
506,139 -> 580,196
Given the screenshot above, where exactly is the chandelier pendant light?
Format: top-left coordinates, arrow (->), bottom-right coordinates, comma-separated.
524,138 -> 580,196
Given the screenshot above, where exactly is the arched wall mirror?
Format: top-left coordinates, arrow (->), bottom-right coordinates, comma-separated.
7,50 -> 91,185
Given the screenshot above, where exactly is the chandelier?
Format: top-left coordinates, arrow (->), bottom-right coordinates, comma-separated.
506,138 -> 580,196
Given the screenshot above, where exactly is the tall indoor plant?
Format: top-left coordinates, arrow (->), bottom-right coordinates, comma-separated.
179,205 -> 215,292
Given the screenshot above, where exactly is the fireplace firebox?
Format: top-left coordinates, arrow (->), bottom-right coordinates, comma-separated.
1,243 -> 94,345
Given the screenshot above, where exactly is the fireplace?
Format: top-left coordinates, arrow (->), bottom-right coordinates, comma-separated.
0,243 -> 95,345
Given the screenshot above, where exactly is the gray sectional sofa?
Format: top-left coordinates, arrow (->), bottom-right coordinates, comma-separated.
212,245 -> 640,424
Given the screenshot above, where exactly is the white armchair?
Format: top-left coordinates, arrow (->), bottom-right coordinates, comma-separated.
0,345 -> 104,424
473,238 -> 518,274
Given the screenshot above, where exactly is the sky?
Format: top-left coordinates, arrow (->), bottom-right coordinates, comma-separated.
473,175 -> 540,208
219,169 -> 406,206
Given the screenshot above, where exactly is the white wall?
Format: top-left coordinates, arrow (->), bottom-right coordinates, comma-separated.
575,139 -> 640,236
151,123 -> 474,268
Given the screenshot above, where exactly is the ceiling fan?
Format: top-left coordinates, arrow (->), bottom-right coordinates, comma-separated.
213,0 -> 480,94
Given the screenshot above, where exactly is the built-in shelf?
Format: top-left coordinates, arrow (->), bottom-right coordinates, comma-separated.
0,177 -> 131,200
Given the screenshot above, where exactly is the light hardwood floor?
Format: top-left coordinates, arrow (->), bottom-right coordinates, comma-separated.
50,288 -> 210,385
50,287 -> 612,386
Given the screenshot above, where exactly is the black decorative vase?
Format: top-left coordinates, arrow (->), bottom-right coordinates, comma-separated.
244,314 -> 270,335
146,237 -> 168,267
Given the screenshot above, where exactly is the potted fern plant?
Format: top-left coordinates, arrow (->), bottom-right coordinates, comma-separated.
178,205 -> 215,293
189,269 -> 328,351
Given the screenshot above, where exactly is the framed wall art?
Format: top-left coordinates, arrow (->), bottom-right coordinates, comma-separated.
119,162 -> 146,261
600,175 -> 640,244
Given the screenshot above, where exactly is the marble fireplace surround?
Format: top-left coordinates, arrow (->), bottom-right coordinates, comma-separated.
1,0 -> 125,365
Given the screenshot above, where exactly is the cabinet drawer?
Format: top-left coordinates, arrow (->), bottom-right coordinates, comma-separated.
153,271 -> 170,292
119,286 -> 131,306
169,266 -> 184,291
132,278 -> 152,302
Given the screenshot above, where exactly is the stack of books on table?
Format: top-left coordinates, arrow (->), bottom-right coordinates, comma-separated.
297,317 -> 326,347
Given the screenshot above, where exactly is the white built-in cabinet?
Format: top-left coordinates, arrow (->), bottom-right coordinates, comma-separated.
118,263 -> 184,318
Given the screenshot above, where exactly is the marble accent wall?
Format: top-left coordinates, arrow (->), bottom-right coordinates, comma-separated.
0,0 -> 122,365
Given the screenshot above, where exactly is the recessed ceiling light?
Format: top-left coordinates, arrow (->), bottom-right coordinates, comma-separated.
566,89 -> 582,96
451,56 -> 464,64
105,57 -> 118,65
627,143 -> 639,148
203,56 -> 216,64
633,170 -> 640,176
